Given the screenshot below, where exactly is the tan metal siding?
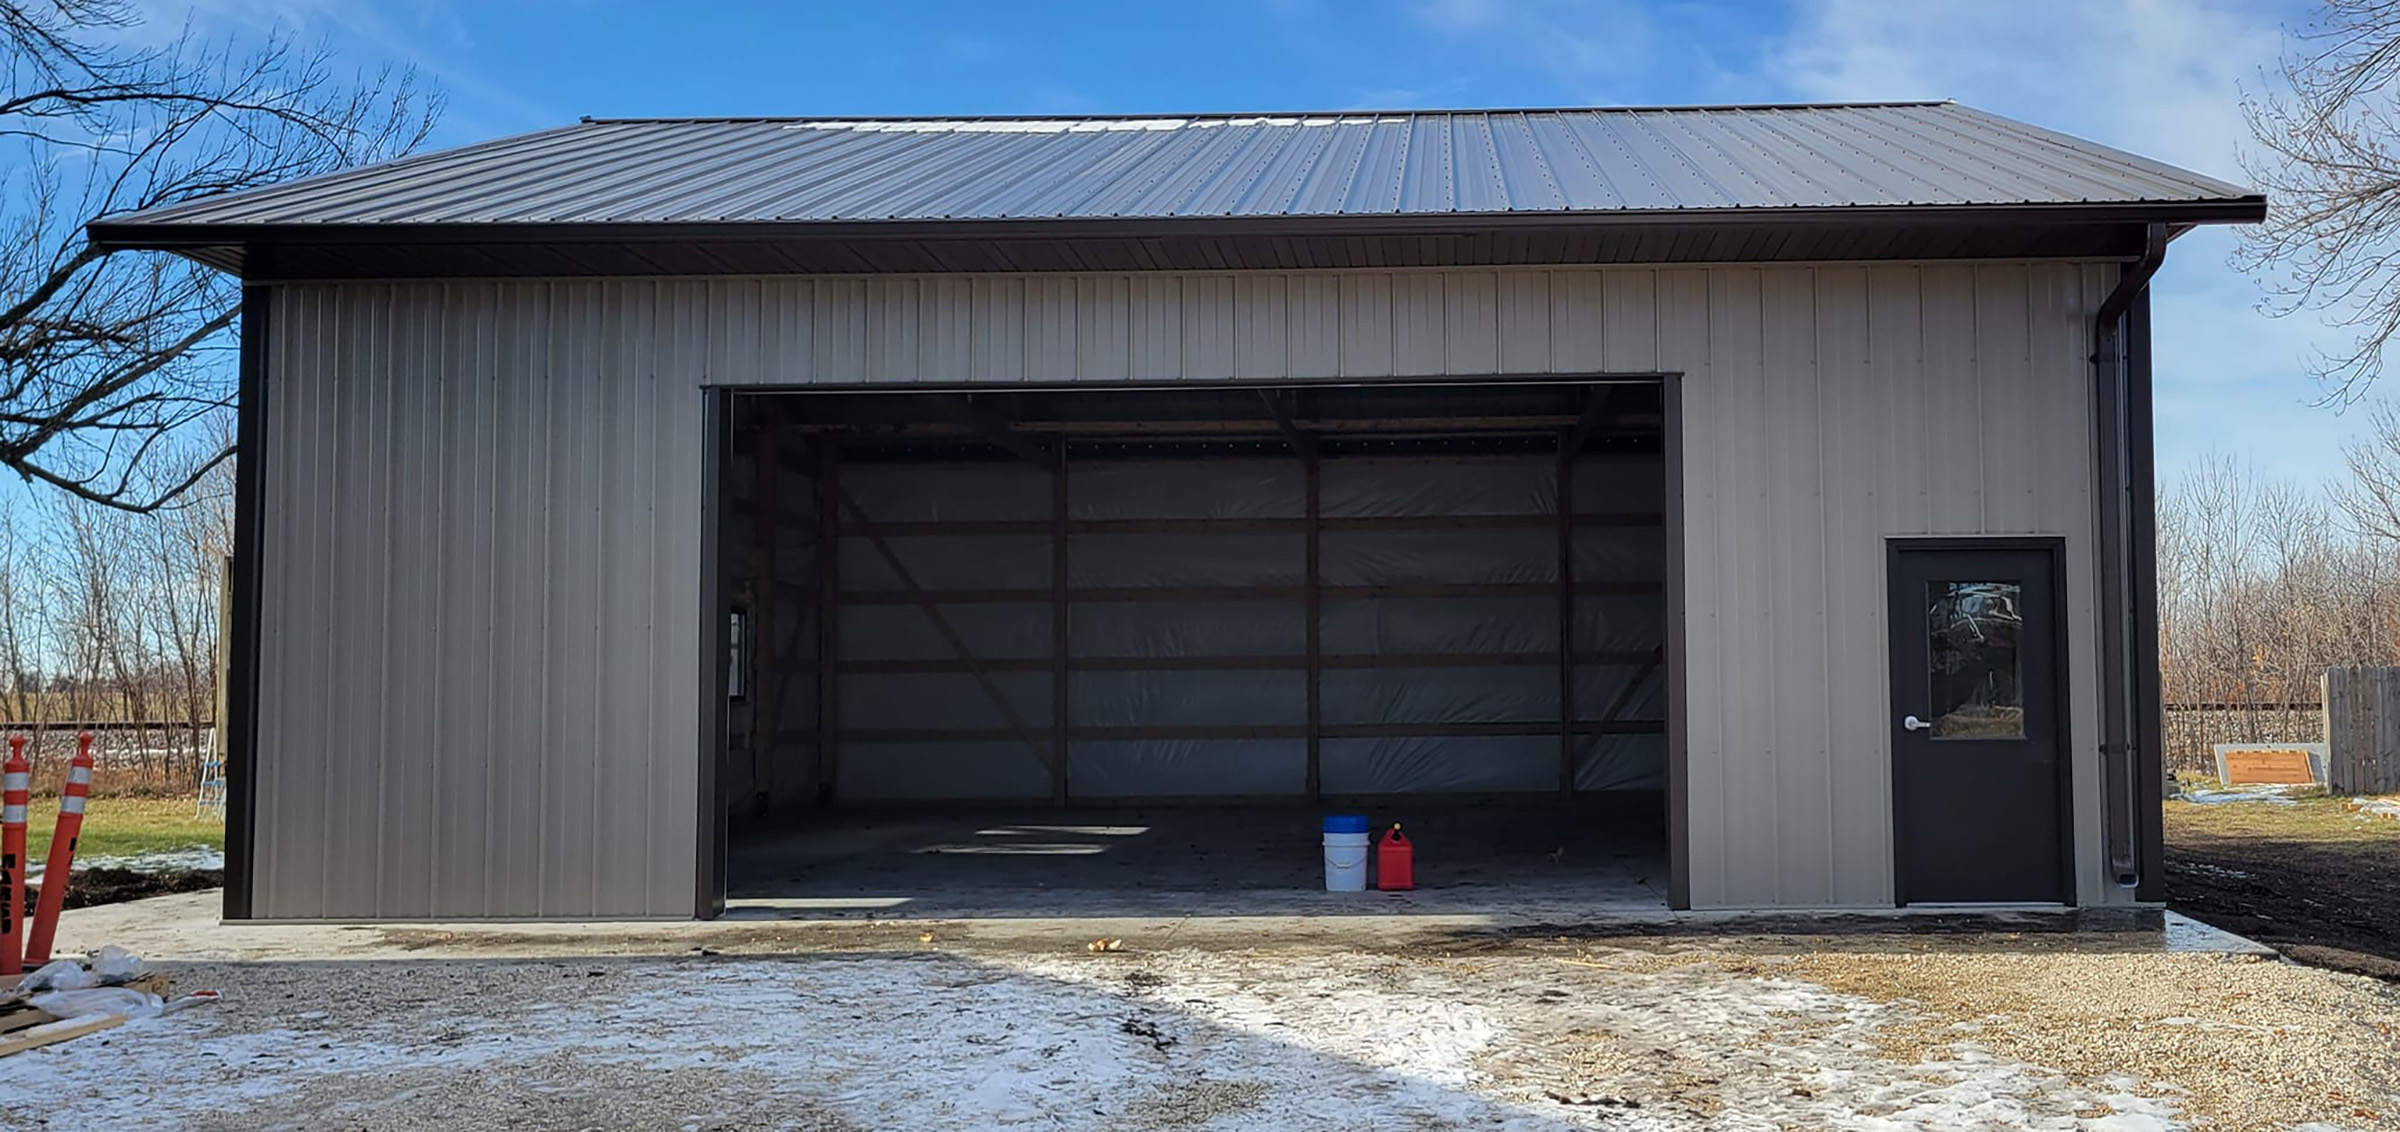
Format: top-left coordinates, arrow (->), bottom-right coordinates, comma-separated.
1673,262 -> 2107,908
253,262 -> 2111,918
258,282 -> 702,918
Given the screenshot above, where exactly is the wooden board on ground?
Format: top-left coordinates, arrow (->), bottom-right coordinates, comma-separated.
0,972 -> 168,1036
2214,743 -> 2324,786
0,1013 -> 123,1057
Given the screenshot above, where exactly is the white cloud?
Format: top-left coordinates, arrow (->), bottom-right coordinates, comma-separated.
128,0 -> 564,141
1768,0 -> 2368,488
1400,0 -> 1678,105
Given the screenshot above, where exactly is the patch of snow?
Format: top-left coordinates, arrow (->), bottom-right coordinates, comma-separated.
2179,785 -> 2302,805
70,845 -> 224,873
2350,796 -> 2400,821
3,949 -> 2367,1131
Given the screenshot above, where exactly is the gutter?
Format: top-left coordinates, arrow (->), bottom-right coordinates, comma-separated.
2093,221 -> 2168,891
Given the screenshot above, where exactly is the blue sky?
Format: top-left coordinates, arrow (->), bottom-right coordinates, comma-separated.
162,0 -> 2363,490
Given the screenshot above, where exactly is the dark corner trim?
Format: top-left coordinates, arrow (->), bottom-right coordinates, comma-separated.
2128,290 -> 2167,901
696,388 -> 729,919
2095,222 -> 2167,894
224,282 -> 269,921
1661,372 -> 1691,911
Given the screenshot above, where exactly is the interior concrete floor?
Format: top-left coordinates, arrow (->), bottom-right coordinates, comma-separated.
723,795 -> 1671,919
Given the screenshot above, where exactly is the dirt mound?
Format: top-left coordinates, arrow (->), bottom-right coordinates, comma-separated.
31,866 -> 224,910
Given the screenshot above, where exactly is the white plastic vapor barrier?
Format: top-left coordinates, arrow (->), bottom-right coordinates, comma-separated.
1068,740 -> 1306,797
1071,459 -> 1305,518
746,452 -> 1666,802
1321,736 -> 1557,794
1070,601 -> 1308,656
1069,533 -> 1304,586
1069,671 -> 1307,727
1320,456 -> 1556,518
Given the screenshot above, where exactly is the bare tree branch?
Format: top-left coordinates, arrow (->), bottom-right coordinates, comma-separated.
0,0 -> 440,510
2239,1 -> 2400,401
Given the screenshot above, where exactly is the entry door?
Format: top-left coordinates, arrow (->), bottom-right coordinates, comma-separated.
1888,543 -> 2069,904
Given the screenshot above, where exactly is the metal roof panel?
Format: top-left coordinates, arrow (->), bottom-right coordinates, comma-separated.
93,103 -> 2260,232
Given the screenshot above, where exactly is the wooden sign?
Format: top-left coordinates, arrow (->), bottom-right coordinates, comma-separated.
2212,743 -> 2325,786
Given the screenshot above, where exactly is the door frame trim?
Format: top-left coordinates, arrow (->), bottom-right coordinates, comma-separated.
1885,536 -> 2076,907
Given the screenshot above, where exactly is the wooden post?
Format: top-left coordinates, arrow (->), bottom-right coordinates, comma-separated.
814,441 -> 840,805
1262,388 -> 1325,804
1304,452 -> 1322,802
1052,455 -> 1070,806
748,442 -> 780,820
1557,428 -> 1577,799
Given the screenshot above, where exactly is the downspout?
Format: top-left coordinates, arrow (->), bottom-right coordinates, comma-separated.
2093,222 -> 2168,891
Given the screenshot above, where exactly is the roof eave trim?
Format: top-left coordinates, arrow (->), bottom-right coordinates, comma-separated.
85,198 -> 2267,252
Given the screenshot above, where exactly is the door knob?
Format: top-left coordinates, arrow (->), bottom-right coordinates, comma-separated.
1902,715 -> 1933,732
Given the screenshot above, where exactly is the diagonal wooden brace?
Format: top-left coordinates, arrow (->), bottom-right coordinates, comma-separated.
836,486 -> 1059,775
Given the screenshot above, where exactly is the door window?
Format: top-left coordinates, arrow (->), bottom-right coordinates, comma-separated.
1925,581 -> 2024,739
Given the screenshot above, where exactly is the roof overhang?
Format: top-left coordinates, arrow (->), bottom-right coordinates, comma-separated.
88,199 -> 2265,281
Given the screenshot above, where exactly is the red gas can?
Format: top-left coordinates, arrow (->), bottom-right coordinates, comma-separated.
1376,825 -> 1414,891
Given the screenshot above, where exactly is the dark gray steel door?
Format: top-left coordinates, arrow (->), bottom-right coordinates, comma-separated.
1889,544 -> 2069,904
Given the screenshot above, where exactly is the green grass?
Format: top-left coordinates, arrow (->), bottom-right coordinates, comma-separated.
2166,794 -> 2395,845
19,797 -> 223,863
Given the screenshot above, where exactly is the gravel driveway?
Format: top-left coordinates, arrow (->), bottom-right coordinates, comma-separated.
4,904 -> 2395,1131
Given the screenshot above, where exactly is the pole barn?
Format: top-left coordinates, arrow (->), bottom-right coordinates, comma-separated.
88,103 -> 2263,920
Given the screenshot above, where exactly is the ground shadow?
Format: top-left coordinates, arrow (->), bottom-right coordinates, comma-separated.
724,797 -> 1671,921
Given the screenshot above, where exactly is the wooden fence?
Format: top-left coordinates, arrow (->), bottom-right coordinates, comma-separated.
2162,703 -> 2323,775
2324,667 -> 2400,795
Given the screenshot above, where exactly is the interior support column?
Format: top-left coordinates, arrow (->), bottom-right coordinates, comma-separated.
1051,453 -> 1071,807
1304,452 -> 1322,802
748,441 -> 779,820
1557,430 -> 1578,799
813,440 -> 841,805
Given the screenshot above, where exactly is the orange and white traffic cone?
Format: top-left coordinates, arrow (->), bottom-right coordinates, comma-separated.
24,732 -> 92,967
0,736 -> 25,976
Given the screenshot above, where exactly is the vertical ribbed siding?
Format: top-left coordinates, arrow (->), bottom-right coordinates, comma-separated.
259,282 -> 704,918
253,261 -> 2110,919
1670,263 -> 2107,909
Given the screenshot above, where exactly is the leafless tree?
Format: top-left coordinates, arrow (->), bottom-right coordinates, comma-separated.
1,0 -> 437,510
2334,398 -> 2400,540
2157,437 -> 2400,771
2237,0 -> 2400,400
0,422 -> 230,789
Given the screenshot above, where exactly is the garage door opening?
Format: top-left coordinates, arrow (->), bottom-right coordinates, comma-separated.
712,379 -> 1675,917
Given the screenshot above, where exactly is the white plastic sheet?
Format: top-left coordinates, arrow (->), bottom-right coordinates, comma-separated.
1320,736 -> 1556,794
1067,533 -> 1303,587
1070,601 -> 1306,657
1070,460 -> 1304,519
837,741 -> 1052,800
839,604 -> 1053,661
841,672 -> 1054,730
1321,668 -> 1557,726
1067,740 -> 1305,797
1069,671 -> 1305,727
1320,596 -> 1555,655
1320,457 -> 1553,518
796,450 -> 1667,799
844,463 -> 1053,522
840,534 -> 1052,590
1320,530 -> 1557,586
